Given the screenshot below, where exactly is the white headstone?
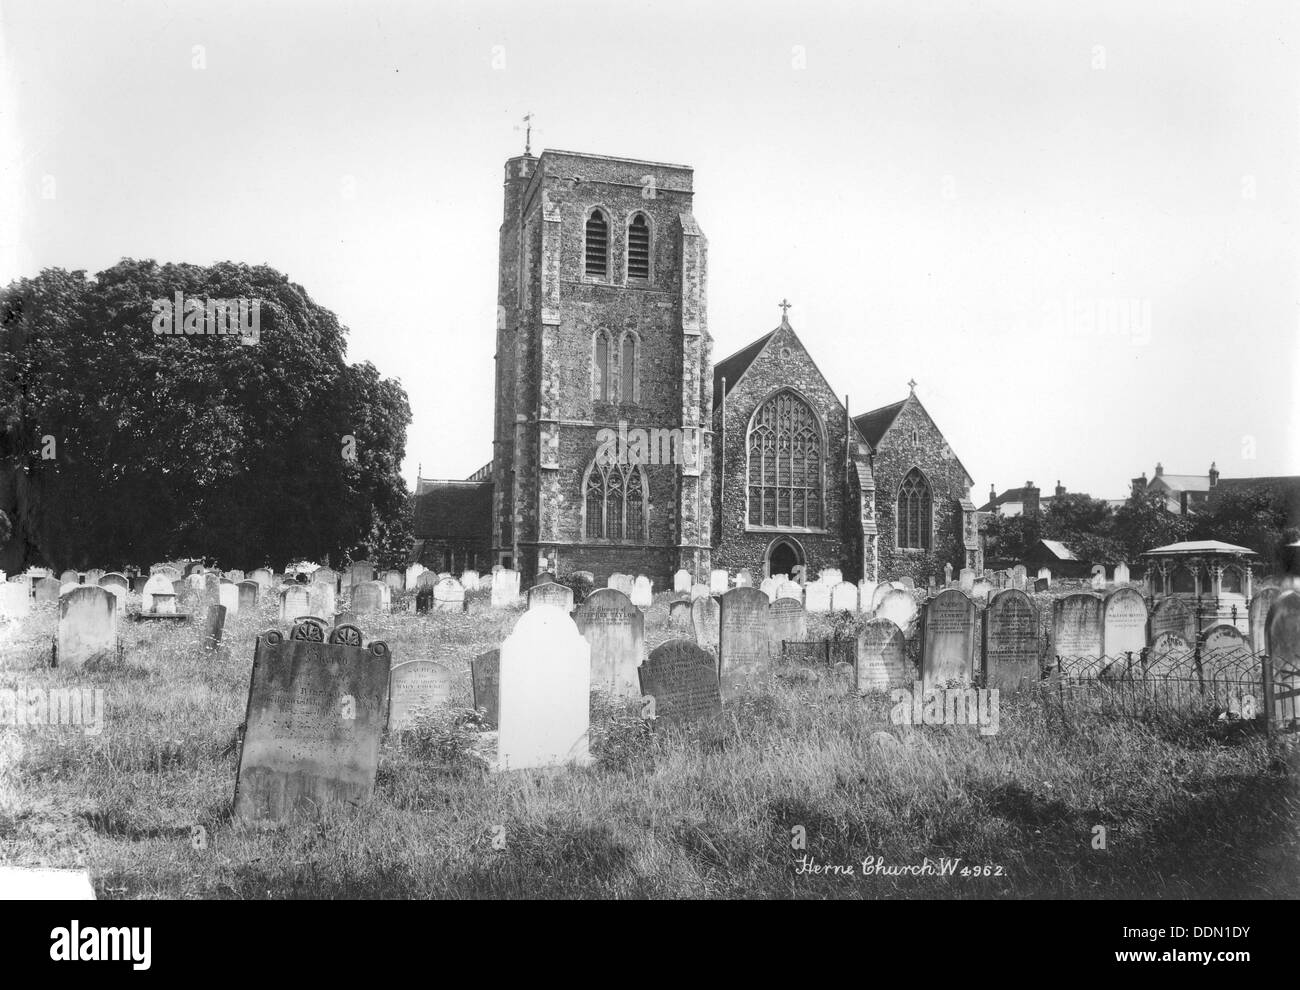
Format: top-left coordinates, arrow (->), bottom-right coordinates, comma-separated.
830,581 -> 858,611
819,568 -> 843,586
709,569 -> 729,595
804,582 -> 831,613
141,574 -> 175,613
219,582 -> 240,617
759,577 -> 778,602
57,586 -> 117,670
434,577 -> 466,612
491,568 -> 521,608
630,575 -> 653,609
674,569 -> 692,594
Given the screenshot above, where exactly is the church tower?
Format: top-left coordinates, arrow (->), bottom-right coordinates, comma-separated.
491,149 -> 713,583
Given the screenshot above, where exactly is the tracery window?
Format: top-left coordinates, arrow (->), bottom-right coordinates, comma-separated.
746,390 -> 824,528
896,468 -> 932,550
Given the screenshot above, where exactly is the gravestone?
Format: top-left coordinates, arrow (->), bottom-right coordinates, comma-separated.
969,579 -> 994,601
461,569 -> 480,590
219,582 -> 239,618
876,589 -> 918,636
82,568 -> 103,586
1033,578 -> 1049,593
673,569 -> 692,594
60,583 -> 80,597
1149,596 -> 1196,643
1090,564 -> 1107,591
735,569 -> 753,588
98,572 -> 129,597
471,649 -> 501,727
224,569 -> 245,583
943,563 -> 953,585
718,587 -> 771,700
1249,589 -> 1279,654
417,571 -> 438,589
574,588 -> 643,698
1113,562 -> 1131,585
767,597 -> 807,656
630,575 -> 653,609
1102,587 -> 1148,658
491,569 -> 521,607
1146,631 -> 1191,674
434,577 -> 466,613
307,581 -> 335,619
313,567 -> 339,590
352,581 -> 387,615
819,567 -> 843,586
858,580 -> 877,608
609,573 -> 635,598
776,580 -> 802,603
1199,623 -> 1251,671
141,574 -> 176,614
57,587 -> 117,670
709,569 -> 729,595
202,604 -> 227,650
382,570 -> 405,592
387,661 -> 452,731
528,581 -> 573,611
691,595 -> 720,654
958,568 -> 974,592
233,623 -> 390,822
348,561 -> 374,587
1264,592 -> 1300,724
0,867 -> 95,899
237,580 -> 260,610
639,640 -> 723,727
1010,565 -> 1027,590
496,608 -> 592,771
34,578 -> 60,604
250,567 -> 273,589
690,583 -> 711,603
804,582 -> 830,613
984,589 -> 1039,691
203,573 -> 222,604
59,569 -> 79,585
0,583 -> 31,620
870,583 -> 891,611
477,573 -> 494,591
1053,594 -> 1103,659
830,581 -> 858,612
669,598 -> 691,629
759,577 -> 778,602
415,587 -> 433,614
279,585 -> 312,624
921,589 -> 978,688
1037,567 -> 1051,585
857,617 -> 909,692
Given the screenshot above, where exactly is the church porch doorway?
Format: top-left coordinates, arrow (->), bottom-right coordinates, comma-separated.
765,537 -> 805,580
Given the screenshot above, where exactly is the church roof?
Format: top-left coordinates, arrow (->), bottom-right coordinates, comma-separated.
413,480 -> 493,541
852,400 -> 907,448
712,330 -> 776,410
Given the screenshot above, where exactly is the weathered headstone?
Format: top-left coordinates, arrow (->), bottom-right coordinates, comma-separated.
1249,588 -> 1279,654
471,649 -> 501,726
312,567 -> 338,590
709,569 -> 729,595
306,581 -> 335,619
970,579 -> 994,601
219,581 -> 240,617
460,569 -> 480,590
1102,587 -> 1149,658
56,586 -> 116,669
735,568 -> 753,588
417,570 -> 438,589
352,581 -> 387,615
496,608 -> 592,770
1053,594 -> 1103,659
237,580 -> 260,611
574,588 -> 643,698
689,583 -> 711,603
669,598 -> 691,629
434,577 -> 466,613
876,589 -> 917,636
202,604 -> 227,649
83,568 -> 104,586
58,569 -> 79,585
673,569 -> 692,594
776,579 -> 802,603
870,583 -> 891,611
1010,565 -> 1027,591
405,563 -> 427,589
958,568 -> 974,592
491,568 -> 521,607
983,589 -> 1039,691
1264,592 -> 1300,724
630,575 -> 653,609
691,595 -> 720,653
819,567 -> 843,586
279,585 -> 312,624
759,577 -> 778,602
767,597 -> 807,656
348,561 -> 375,587
141,574 -> 176,614
639,640 -> 722,726
528,581 -> 573,611
830,581 -> 858,612
1090,564 -> 1107,591
34,577 -> 60,604
1113,562 -> 1131,585
387,660 -> 452,731
233,624 -> 390,822
922,589 -> 977,688
609,573 -> 635,598
1150,596 -> 1196,643
250,567 -> 273,589
718,587 -> 770,699
1145,630 -> 1191,674
943,562 -> 954,585
1037,567 -> 1051,585
98,572 -> 129,596
1033,577 -> 1049,593
857,617 -> 909,692
804,582 -> 830,613
0,582 -> 31,620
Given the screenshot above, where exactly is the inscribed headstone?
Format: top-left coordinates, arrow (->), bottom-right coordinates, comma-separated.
574,588 -> 643,698
922,589 -> 977,688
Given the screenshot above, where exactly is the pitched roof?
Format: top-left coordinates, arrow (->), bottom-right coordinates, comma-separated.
413,480 -> 493,541
1038,539 -> 1080,561
1141,540 -> 1259,556
712,330 -> 776,410
1151,474 -> 1210,493
852,400 -> 906,448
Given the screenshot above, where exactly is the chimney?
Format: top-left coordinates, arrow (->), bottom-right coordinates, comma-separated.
989,483 -> 996,504
1023,481 -> 1041,518
1131,472 -> 1147,498
1055,480 -> 1066,497
1155,462 -> 1164,477
1179,490 -> 1189,515
1209,461 -> 1219,488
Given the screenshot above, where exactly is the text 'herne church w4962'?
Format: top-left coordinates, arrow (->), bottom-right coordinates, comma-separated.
412,148 -> 979,586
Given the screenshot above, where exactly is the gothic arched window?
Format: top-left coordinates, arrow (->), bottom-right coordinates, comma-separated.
896,468 -> 932,550
593,329 -> 611,402
1221,566 -> 1242,594
619,331 -> 637,403
627,213 -> 651,281
583,460 -> 648,542
746,389 -> 824,529
585,209 -> 609,278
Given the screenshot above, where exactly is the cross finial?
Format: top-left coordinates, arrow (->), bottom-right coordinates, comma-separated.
907,378 -> 917,393
778,298 -> 792,323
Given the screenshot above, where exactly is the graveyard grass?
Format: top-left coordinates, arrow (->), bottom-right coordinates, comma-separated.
1,591 -> 1297,899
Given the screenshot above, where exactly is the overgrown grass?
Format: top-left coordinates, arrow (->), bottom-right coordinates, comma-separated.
0,591 -> 1296,898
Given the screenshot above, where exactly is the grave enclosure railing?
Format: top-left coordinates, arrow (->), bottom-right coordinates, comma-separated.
1046,646 -> 1299,735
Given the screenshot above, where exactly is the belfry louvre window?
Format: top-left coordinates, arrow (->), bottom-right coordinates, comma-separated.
746,390 -> 824,529
627,214 -> 650,281
585,210 -> 609,278
896,468 -> 932,550
593,330 -> 611,401
583,460 -> 646,541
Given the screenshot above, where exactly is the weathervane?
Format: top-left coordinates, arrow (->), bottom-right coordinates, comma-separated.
516,112 -> 534,155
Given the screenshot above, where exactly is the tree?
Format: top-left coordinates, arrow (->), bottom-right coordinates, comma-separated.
981,512 -> 1040,564
1191,485 -> 1294,571
1113,490 -> 1193,560
0,260 -> 411,572
1042,493 -> 1113,542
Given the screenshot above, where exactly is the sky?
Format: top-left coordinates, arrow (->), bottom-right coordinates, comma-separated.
3,0 -> 1297,503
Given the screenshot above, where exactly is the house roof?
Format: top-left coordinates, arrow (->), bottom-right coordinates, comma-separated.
712,330 -> 776,410
852,400 -> 906,448
413,480 -> 493,541
1038,539 -> 1079,561
1141,540 -> 1259,556
1151,474 -> 1211,493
